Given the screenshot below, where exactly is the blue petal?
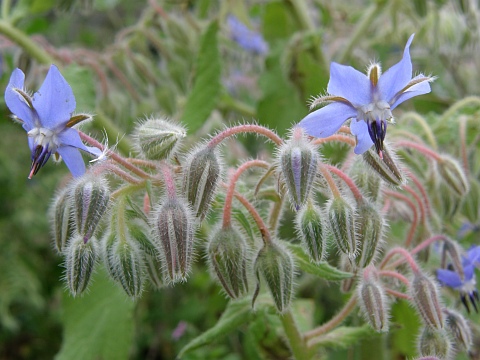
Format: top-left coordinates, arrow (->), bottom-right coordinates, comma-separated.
391,75 -> 431,109
32,65 -> 76,129
5,68 -> 35,131
350,120 -> 373,154
378,34 -> 414,103
57,128 -> 102,157
463,264 -> 475,282
327,63 -> 371,107
298,102 -> 356,138
467,246 -> 480,265
56,146 -> 86,177
437,269 -> 462,288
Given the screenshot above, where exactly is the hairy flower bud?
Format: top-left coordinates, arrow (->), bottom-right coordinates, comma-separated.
253,242 -> 294,313
182,146 -> 221,220
65,235 -> 98,296
417,326 -> 453,360
355,200 -> 384,268
135,118 -> 186,160
279,128 -> 318,210
362,143 -> 404,187
152,197 -> 195,283
327,197 -> 357,260
436,155 -> 469,197
73,177 -> 110,242
207,225 -> 249,299
357,267 -> 389,332
295,201 -> 327,262
443,308 -> 472,353
348,157 -> 382,203
410,273 -> 444,329
340,255 -> 356,292
51,187 -> 74,253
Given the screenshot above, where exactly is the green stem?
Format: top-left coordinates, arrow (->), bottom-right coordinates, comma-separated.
440,96 -> 480,123
280,310 -> 310,360
399,112 -> 437,150
1,0 -> 11,20
0,19 -> 54,64
337,3 -> 384,64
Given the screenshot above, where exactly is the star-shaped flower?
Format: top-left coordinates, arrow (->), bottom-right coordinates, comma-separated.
298,34 -> 434,158
5,65 -> 100,178
437,246 -> 480,313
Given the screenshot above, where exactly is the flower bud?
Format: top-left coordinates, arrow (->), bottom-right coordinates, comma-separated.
362,143 -> 404,187
253,242 -> 294,313
436,155 -> 469,197
340,255 -> 356,292
348,157 -> 382,203
357,267 -> 389,332
135,118 -> 186,160
73,177 -> 110,242
295,201 -> 327,262
51,187 -> 74,253
436,182 -> 461,219
65,235 -> 98,296
327,197 -> 357,260
279,128 -> 318,210
152,197 -> 195,283
462,176 -> 479,223
443,308 -> 472,353
355,200 -> 384,268
182,146 -> 221,221
207,225 -> 249,299
417,326 -> 453,360
410,273 -> 444,329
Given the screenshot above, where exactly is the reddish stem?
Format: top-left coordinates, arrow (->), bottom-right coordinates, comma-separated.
323,164 -> 363,201
319,166 -> 341,198
383,190 -> 418,247
378,270 -> 410,286
403,185 -> 426,225
160,162 -> 177,199
395,140 -> 442,161
405,170 -> 432,219
312,134 -> 356,147
380,247 -> 420,273
385,288 -> 410,300
207,125 -> 283,148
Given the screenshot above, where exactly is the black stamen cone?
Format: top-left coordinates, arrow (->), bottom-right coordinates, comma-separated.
367,119 -> 387,157
29,145 -> 51,178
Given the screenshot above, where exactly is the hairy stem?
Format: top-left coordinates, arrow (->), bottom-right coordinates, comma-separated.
323,164 -> 363,201
280,310 -> 309,360
380,247 -> 420,273
208,124 -> 283,148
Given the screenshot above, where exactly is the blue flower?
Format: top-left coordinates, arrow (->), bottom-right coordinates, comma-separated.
298,34 -> 433,158
227,15 -> 268,55
5,65 -> 100,178
437,246 -> 480,313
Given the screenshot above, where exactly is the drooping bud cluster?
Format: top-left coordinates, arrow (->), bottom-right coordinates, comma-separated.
278,128 -> 318,210
134,117 -> 186,160
295,201 -> 327,263
327,197 -> 357,260
410,272 -> 444,329
65,235 -> 98,296
207,225 -> 249,299
443,308 -> 472,354
416,326 -> 453,360
354,200 -> 384,268
253,242 -> 294,313
362,143 -> 404,187
348,157 -> 382,203
182,146 -> 221,220
51,188 -> 75,253
436,155 -> 469,197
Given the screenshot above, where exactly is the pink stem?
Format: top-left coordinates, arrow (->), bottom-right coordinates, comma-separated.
323,164 -> 363,201
378,270 -> 410,286
380,247 -> 420,273
385,288 -> 410,300
207,125 -> 283,148
383,190 -> 418,247
405,170 -> 432,219
312,134 -> 356,147
160,162 -> 177,199
395,140 -> 442,161
403,185 -> 426,224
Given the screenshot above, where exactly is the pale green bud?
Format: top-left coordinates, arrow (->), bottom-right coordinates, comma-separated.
357,268 -> 389,332
182,146 -> 221,221
348,157 -> 382,203
362,143 -> 404,187
436,155 -> 469,197
135,118 -> 186,160
327,197 -> 357,260
65,235 -> 98,296
443,308 -> 472,353
410,273 -> 444,329
279,128 -> 318,210
208,225 -> 249,299
51,187 -> 74,253
152,197 -> 195,283
253,242 -> 294,313
417,326 -> 453,360
295,201 -> 327,262
355,200 -> 384,268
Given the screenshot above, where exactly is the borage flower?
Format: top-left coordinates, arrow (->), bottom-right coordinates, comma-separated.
437,246 -> 480,313
5,65 -> 100,178
298,34 -> 434,158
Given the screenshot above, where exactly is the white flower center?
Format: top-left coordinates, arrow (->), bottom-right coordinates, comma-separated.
27,127 -> 60,152
357,100 -> 393,123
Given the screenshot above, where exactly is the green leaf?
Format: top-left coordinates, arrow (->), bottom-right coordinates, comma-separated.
284,243 -> 353,280
309,325 -> 377,349
178,298 -> 252,357
180,20 -> 221,134
55,267 -> 135,360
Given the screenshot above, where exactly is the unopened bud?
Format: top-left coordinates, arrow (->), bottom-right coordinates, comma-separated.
182,146 -> 221,221
437,182 -> 461,219
357,267 -> 389,332
208,225 -> 249,299
279,128 -> 318,210
153,197 -> 195,283
340,255 -> 356,292
436,155 -> 469,197
253,242 -> 294,313
51,187 -> 74,253
295,201 -> 327,262
417,326 -> 453,360
73,177 -> 110,242
443,308 -> 472,353
348,157 -> 382,203
65,235 -> 98,296
462,176 -> 479,223
135,118 -> 186,160
362,143 -> 404,187
327,197 -> 357,260
410,273 -> 444,329
355,200 -> 384,268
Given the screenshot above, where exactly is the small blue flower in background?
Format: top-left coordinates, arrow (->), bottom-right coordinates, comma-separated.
5,65 -> 100,178
437,246 -> 480,313
298,34 -> 434,158
227,15 -> 268,55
